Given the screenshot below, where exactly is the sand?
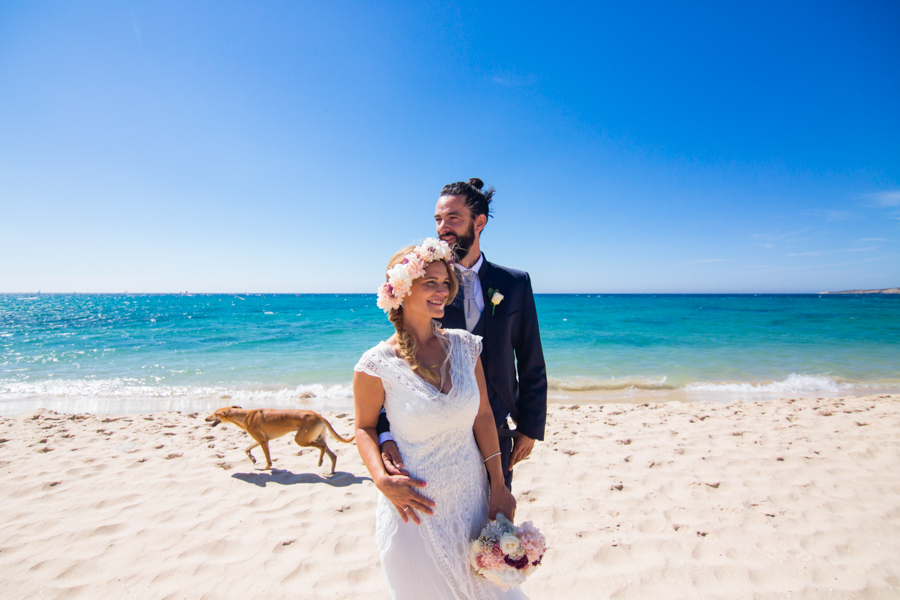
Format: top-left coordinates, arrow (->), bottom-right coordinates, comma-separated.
1,395 -> 899,599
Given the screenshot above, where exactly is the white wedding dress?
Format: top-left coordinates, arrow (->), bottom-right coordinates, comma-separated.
355,327 -> 528,600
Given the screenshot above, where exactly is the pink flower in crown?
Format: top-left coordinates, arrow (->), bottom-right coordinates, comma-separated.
402,254 -> 427,280
376,238 -> 454,313
416,237 -> 450,263
376,282 -> 402,312
389,278 -> 411,301
387,263 -> 412,291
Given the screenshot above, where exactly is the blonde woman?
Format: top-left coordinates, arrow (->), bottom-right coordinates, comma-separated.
354,238 -> 525,599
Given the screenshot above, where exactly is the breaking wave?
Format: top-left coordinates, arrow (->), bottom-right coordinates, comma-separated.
0,378 -> 354,416
548,375 -> 673,391
549,373 -> 896,397
2,373 -> 897,415
682,373 -> 861,394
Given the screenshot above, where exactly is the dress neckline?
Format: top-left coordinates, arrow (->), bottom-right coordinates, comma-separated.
379,325 -> 455,396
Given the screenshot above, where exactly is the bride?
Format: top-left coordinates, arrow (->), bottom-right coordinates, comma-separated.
353,239 -> 528,600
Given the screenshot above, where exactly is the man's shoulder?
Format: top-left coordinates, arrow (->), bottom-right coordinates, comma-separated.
483,259 -> 530,282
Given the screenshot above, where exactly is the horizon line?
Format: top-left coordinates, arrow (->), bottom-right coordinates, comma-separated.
3,291 -> 896,296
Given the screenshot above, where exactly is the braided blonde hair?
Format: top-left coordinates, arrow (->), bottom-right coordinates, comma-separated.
384,245 -> 459,387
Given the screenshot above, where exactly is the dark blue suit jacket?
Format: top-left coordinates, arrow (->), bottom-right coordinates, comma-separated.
445,257 -> 547,440
378,256 -> 548,442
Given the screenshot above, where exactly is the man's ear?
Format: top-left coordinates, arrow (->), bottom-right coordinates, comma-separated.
474,213 -> 488,234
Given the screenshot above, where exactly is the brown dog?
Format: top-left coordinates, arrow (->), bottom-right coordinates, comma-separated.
206,406 -> 354,473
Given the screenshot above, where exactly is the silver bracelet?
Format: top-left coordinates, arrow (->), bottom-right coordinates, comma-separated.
483,451 -> 501,464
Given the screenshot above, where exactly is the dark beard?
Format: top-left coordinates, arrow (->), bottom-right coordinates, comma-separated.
446,222 -> 476,261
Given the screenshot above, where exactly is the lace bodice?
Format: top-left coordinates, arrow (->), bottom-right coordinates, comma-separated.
355,327 -> 483,446
355,327 -> 507,600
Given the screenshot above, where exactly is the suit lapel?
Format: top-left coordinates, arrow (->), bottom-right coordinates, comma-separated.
475,257 -> 516,416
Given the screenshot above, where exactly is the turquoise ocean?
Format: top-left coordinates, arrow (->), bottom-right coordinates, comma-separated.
1,294 -> 898,415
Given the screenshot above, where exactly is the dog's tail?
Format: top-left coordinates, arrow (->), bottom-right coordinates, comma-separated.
320,416 -> 355,444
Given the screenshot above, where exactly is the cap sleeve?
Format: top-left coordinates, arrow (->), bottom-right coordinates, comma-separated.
354,347 -> 383,380
452,329 -> 482,370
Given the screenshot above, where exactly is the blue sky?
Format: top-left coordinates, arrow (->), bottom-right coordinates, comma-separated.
1,1 -> 898,293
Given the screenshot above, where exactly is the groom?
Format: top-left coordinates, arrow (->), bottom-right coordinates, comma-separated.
378,178 -> 547,492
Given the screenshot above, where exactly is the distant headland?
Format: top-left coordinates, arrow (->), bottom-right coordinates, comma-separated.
821,288 -> 900,294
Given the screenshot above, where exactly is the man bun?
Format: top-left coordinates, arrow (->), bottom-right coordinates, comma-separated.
440,178 -> 495,221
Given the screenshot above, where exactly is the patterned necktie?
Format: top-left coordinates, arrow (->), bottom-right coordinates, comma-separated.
459,268 -> 480,332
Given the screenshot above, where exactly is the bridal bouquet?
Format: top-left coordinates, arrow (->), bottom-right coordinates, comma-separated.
469,513 -> 547,589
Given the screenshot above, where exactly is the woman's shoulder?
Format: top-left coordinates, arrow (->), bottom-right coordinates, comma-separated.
439,327 -> 471,340
440,328 -> 483,351
361,333 -> 399,356
354,340 -> 393,377
360,341 -> 385,357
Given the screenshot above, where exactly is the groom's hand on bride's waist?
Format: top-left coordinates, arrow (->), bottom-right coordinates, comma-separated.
380,440 -> 407,476
377,440 -> 434,525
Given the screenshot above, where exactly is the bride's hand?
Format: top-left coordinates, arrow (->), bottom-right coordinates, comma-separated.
489,485 -> 516,522
376,473 -> 435,525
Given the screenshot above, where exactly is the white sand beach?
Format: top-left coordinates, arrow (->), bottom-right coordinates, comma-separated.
2,395 -> 899,599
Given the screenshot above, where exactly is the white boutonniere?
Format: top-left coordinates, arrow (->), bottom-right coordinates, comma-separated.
488,288 -> 504,315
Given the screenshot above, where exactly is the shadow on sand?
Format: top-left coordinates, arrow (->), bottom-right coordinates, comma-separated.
231,469 -> 370,488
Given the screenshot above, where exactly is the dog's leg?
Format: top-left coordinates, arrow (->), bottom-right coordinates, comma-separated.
259,440 -> 274,470
325,443 -> 337,474
312,434 -> 337,474
295,431 -> 337,474
245,442 -> 259,465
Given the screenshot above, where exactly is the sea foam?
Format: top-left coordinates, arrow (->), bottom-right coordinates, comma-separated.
682,373 -> 858,394
0,378 -> 354,416
548,375 -> 672,391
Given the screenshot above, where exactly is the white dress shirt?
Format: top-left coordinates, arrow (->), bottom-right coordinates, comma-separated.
457,252 -> 485,317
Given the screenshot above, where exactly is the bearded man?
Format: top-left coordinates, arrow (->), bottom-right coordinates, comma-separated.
377,178 -> 547,519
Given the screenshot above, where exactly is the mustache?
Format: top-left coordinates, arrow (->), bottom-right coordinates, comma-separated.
440,228 -> 474,259
440,235 -> 464,252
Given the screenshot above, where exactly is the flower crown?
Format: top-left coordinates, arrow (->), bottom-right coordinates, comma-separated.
376,237 -> 455,312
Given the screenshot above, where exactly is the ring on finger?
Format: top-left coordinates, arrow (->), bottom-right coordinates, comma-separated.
403,506 -> 411,511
